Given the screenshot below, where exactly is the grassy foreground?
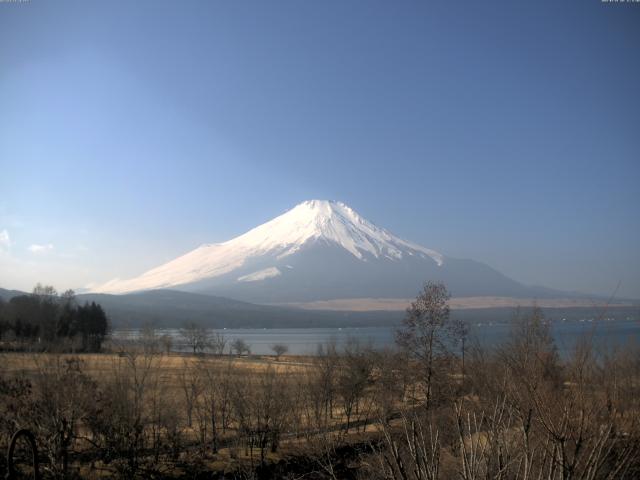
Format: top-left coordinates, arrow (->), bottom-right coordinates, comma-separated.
0,317 -> 639,479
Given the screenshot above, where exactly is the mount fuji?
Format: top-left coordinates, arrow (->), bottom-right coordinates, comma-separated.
91,200 -> 557,304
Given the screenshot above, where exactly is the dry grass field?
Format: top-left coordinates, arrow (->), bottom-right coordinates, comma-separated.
0,347 -> 395,478
0,351 -> 314,379
0,312 -> 638,479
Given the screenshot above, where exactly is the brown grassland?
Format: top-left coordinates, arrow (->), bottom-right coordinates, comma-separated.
0,291 -> 638,479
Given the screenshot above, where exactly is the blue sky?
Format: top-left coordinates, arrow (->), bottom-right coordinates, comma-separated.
1,0 -> 639,298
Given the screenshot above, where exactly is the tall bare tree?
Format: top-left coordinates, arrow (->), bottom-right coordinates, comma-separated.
396,281 -> 463,409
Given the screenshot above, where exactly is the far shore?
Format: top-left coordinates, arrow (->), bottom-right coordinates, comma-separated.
278,296 -> 637,311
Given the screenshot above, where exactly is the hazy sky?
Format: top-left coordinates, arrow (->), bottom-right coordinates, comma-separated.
1,1 -> 639,298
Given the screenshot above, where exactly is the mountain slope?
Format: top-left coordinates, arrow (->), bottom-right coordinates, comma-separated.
90,200 -> 557,303
0,288 -> 25,302
95,200 -> 443,294
77,290 -> 403,328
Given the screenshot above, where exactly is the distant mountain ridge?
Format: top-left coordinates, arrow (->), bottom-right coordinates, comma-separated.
3,287 -> 636,329
88,200 -> 611,303
0,288 -> 24,302
73,290 -> 405,328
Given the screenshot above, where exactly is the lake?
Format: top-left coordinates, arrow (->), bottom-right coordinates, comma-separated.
112,318 -> 640,356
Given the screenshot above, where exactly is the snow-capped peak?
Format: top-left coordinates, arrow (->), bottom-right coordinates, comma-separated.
90,200 -> 443,294
228,199 -> 443,263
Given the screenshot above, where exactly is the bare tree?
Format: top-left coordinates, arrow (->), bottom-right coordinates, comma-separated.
29,356 -> 96,478
315,340 -> 339,422
271,343 -> 288,360
208,331 -> 226,355
180,321 -> 210,354
337,338 -> 373,433
195,356 -> 233,453
159,333 -> 173,355
140,323 -> 160,354
396,281 -> 463,410
231,338 -> 250,356
178,359 -> 201,428
375,408 -> 441,480
230,366 -> 291,465
371,347 -> 410,424
85,346 -> 162,477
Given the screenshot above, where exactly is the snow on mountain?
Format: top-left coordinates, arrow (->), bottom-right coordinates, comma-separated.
231,199 -> 444,264
237,267 -> 282,283
92,200 -> 444,295
90,200 -> 545,303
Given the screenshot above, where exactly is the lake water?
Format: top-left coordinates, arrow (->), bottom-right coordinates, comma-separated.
113,318 -> 640,356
